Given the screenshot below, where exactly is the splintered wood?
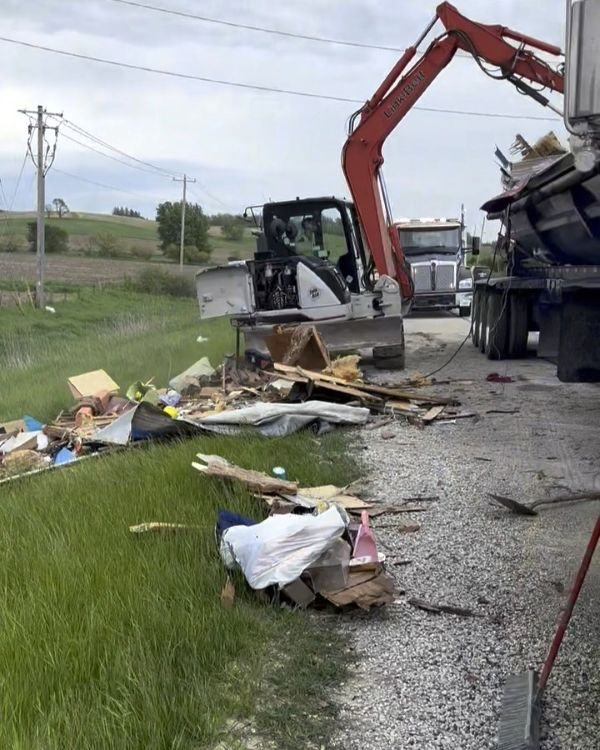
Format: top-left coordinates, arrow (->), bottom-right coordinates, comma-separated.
271,363 -> 456,424
192,454 -> 298,494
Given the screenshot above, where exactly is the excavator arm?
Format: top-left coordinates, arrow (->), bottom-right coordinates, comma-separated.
342,1 -> 564,303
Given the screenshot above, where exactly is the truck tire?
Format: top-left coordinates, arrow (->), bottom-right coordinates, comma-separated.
471,288 -> 481,347
459,304 -> 471,318
373,343 -> 405,371
478,289 -> 489,353
508,292 -> 529,357
485,290 -> 509,360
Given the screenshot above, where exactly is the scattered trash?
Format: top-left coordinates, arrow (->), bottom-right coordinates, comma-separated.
272,466 -> 287,481
323,354 -> 361,382
193,454 -> 298,494
486,372 -> 515,384
169,357 -> 216,393
67,369 -> 120,399
129,522 -> 195,534
44,305 -> 56,314
54,447 -> 76,466
221,506 -> 346,589
196,335 -> 209,343
353,511 -> 379,564
265,324 -> 331,371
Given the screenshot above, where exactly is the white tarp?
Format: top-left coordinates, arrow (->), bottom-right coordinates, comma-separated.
196,400 -> 369,437
221,506 -> 346,589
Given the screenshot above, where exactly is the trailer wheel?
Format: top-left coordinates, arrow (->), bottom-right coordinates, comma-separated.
459,305 -> 471,318
478,289 -> 489,353
485,290 -> 509,360
508,293 -> 529,357
471,288 -> 481,347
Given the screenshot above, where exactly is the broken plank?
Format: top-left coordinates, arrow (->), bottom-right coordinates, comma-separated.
273,363 -> 456,405
422,405 -> 445,422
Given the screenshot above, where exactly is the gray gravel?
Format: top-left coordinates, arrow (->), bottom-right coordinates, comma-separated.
333,316 -> 600,750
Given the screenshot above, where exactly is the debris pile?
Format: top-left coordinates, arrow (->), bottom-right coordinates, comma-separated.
1,328 -> 468,484
192,454 -> 397,611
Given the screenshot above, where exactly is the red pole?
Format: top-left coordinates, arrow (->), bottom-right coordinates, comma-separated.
538,513 -> 600,693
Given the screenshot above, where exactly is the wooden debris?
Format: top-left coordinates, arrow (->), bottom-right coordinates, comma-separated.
407,598 -> 482,617
273,363 -> 457,405
129,522 -> 195,534
192,453 -> 298,494
266,324 -> 330,371
422,405 -> 445,422
220,579 -> 236,609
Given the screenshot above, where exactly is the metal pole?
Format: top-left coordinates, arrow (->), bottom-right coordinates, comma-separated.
180,174 -> 187,271
36,105 -> 45,309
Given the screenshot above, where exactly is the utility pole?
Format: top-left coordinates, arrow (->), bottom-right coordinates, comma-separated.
18,105 -> 61,308
173,173 -> 196,270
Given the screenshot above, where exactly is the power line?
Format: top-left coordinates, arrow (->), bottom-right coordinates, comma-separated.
59,130 -> 175,178
51,166 -> 161,201
57,118 -> 180,178
107,0 -> 561,63
0,35 -> 560,122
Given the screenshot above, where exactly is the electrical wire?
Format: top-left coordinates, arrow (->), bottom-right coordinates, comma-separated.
59,130 -> 176,178
0,36 -> 561,122
423,240 -> 500,378
51,167 -> 160,201
107,0 -> 562,63
57,118 -> 180,178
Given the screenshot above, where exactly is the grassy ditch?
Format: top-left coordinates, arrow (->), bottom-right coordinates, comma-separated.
0,290 -> 353,749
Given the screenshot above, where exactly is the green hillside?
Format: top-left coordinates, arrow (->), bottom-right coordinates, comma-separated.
0,211 -> 256,262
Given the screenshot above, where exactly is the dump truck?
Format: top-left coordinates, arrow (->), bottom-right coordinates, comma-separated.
394,217 -> 474,316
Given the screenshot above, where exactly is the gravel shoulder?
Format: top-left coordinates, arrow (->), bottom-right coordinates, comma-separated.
334,314 -> 600,750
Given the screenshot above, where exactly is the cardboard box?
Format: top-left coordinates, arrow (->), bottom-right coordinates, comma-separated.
67,370 -> 119,400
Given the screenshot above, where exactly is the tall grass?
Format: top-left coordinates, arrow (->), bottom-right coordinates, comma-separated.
0,290 -> 353,749
0,290 -> 228,422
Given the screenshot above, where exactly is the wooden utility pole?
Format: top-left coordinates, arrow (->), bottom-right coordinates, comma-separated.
173,173 -> 196,270
18,105 -> 61,308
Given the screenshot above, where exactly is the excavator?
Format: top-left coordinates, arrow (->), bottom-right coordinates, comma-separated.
196,2 -> 564,369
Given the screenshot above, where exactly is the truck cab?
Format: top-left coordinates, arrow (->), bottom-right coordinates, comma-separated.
394,218 -> 473,316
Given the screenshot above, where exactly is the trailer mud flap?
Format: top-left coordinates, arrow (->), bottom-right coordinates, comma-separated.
558,289 -> 600,382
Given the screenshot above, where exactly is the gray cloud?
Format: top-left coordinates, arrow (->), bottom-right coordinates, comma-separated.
1,0 -> 567,233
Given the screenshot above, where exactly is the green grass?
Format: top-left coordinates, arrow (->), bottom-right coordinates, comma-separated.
0,290 -> 352,749
2,213 -> 158,243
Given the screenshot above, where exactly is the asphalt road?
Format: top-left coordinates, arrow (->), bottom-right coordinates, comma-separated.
334,312 -> 600,750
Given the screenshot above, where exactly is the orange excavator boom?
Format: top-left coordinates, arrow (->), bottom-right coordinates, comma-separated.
342,2 -> 564,303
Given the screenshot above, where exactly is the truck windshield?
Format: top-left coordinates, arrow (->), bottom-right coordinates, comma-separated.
399,228 -> 460,254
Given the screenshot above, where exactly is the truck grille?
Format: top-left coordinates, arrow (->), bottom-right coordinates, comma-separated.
435,264 -> 455,291
412,265 -> 431,291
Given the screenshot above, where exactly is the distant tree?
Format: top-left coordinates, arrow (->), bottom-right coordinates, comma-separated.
112,206 -> 142,218
93,231 -> 125,258
163,243 -> 210,264
45,203 -> 53,218
220,215 -> 244,241
52,198 -> 69,218
27,223 -> 69,254
156,201 -> 210,255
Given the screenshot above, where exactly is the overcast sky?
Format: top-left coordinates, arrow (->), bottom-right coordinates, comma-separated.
0,0 -> 566,237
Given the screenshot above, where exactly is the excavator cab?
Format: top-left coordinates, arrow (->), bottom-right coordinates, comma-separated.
255,197 -> 369,295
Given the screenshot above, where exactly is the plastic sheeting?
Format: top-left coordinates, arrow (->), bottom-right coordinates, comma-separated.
221,506 -> 346,589
195,400 -> 370,437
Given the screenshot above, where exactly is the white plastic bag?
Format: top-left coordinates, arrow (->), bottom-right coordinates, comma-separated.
222,506 -> 346,589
